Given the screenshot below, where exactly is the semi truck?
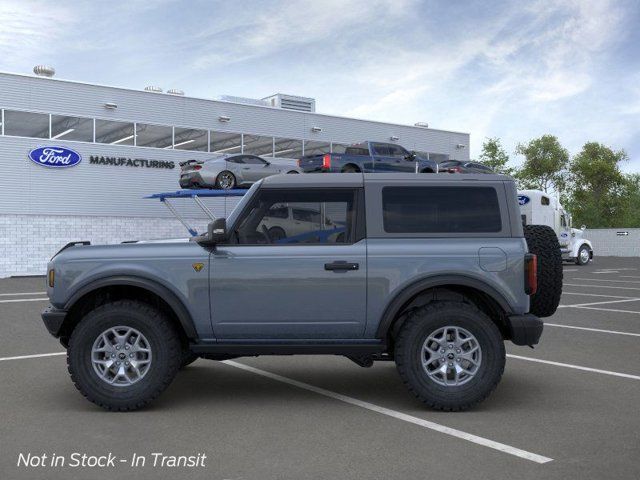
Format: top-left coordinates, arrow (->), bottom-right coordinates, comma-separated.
518,189 -> 594,265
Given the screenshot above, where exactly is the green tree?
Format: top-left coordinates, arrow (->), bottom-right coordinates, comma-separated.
514,135 -> 569,193
478,137 -> 514,175
619,174 -> 640,228
566,142 -> 628,228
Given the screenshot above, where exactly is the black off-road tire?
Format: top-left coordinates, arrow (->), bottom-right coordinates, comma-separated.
395,301 -> 505,411
67,300 -> 182,411
523,224 -> 563,317
341,165 -> 359,173
268,226 -> 287,241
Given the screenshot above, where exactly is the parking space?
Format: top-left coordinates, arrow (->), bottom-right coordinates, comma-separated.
0,257 -> 639,480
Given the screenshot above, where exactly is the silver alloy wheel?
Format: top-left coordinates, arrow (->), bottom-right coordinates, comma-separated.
579,247 -> 590,263
420,326 -> 482,386
217,172 -> 235,189
91,326 -> 152,387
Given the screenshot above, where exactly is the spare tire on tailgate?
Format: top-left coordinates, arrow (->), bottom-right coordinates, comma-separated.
523,224 -> 563,317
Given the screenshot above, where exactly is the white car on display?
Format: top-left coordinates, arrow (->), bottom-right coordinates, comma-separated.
518,190 -> 594,265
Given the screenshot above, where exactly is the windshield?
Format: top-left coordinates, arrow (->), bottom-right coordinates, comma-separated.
226,180 -> 262,228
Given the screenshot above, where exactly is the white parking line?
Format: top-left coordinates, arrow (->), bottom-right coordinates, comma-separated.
545,323 -> 640,337
507,355 -> 640,380
562,292 -> 638,299
0,292 -> 47,296
558,298 -> 640,308
621,275 -> 640,279
0,298 -> 49,304
564,283 -> 640,291
572,278 -> 640,284
563,269 -> 578,272
222,360 -> 553,464
0,352 -> 65,362
569,306 -> 640,315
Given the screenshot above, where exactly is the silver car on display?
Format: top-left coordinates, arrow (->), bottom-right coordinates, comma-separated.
179,154 -> 301,189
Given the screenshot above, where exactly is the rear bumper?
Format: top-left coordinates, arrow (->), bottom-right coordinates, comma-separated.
507,314 -> 543,346
42,305 -> 67,337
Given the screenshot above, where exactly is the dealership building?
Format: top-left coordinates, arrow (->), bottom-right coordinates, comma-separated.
0,68 -> 470,277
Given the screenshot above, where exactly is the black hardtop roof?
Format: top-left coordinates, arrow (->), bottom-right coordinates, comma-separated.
260,172 -> 514,188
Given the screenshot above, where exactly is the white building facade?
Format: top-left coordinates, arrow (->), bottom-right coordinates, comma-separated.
0,71 -> 470,277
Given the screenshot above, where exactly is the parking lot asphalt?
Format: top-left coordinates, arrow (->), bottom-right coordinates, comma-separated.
1,257 -> 639,480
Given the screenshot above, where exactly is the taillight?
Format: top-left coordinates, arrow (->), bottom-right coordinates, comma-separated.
193,165 -> 202,170
448,166 -> 462,173
524,254 -> 537,295
322,154 -> 331,169
297,159 -> 301,167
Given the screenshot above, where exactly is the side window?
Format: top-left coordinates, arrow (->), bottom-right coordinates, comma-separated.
227,156 -> 244,164
388,145 -> 409,158
382,186 -> 502,233
372,143 -> 391,156
541,196 -> 550,205
265,206 -> 288,219
560,215 -> 567,227
243,155 -> 267,165
234,189 -> 358,245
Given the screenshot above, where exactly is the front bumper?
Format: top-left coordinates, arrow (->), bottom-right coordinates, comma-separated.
507,314 -> 543,346
42,305 -> 67,337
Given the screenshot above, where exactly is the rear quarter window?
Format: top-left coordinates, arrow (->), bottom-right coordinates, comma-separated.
382,186 -> 502,233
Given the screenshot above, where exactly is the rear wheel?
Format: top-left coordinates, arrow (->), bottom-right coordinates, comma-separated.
341,165 -> 359,173
286,170 -> 299,174
576,244 -> 591,265
268,227 -> 287,242
395,301 -> 505,411
523,224 -> 563,317
215,171 -> 236,190
67,300 -> 182,411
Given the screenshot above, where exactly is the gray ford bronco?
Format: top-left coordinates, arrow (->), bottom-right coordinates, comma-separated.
42,173 -> 562,411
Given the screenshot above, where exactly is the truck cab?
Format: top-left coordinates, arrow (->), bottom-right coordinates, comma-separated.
518,189 -> 593,265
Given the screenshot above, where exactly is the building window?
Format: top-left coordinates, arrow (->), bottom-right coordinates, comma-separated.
50,114 -> 94,142
273,137 -> 303,158
3,110 -> 49,138
243,135 -> 274,156
135,123 -> 173,149
382,186 -> 502,233
95,119 -> 135,145
211,131 -> 242,154
303,140 -> 331,156
173,127 -> 208,151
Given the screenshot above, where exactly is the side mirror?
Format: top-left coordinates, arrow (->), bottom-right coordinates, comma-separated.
264,160 -> 271,166
405,151 -> 416,160
193,218 -> 227,245
581,225 -> 586,230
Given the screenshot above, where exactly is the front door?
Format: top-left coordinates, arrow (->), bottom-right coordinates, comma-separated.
210,187 -> 367,339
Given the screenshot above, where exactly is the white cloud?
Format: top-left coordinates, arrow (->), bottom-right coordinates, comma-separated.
0,1 -> 75,65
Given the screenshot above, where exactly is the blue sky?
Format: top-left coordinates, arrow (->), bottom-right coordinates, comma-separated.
1,0 -> 639,171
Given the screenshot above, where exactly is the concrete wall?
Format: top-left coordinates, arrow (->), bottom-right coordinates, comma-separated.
586,228 -> 640,257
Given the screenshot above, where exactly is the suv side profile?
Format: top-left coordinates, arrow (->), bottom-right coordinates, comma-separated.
42,173 -> 561,411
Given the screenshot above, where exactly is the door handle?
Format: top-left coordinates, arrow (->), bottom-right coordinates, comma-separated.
324,261 -> 359,271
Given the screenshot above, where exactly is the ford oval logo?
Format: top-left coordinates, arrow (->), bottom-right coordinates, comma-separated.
517,195 -> 530,206
28,146 -> 82,168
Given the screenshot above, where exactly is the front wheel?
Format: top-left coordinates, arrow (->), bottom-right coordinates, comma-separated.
395,301 -> 505,411
67,300 -> 182,411
576,245 -> 591,265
